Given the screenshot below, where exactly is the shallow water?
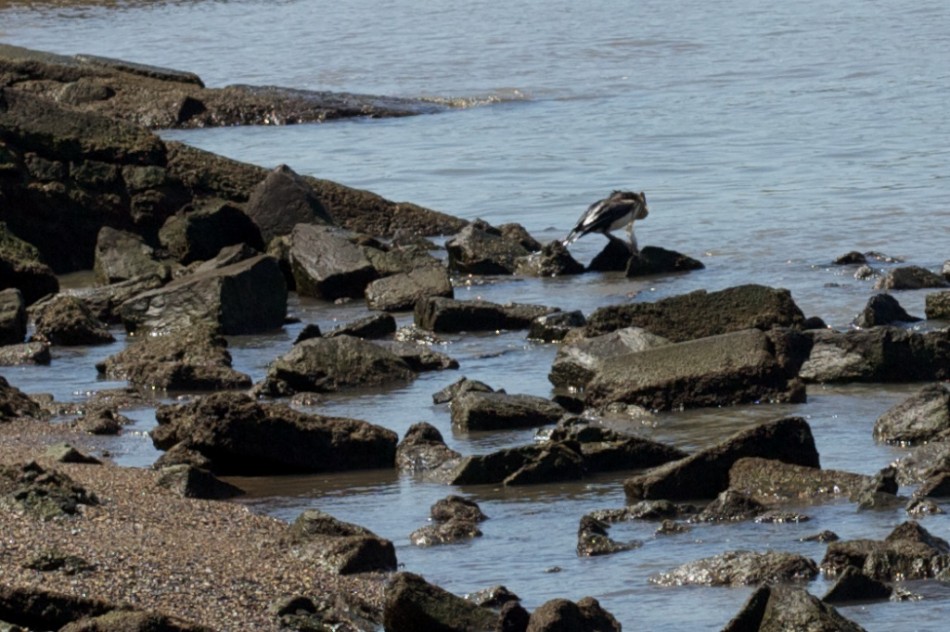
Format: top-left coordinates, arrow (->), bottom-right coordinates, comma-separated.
3,0 -> 950,629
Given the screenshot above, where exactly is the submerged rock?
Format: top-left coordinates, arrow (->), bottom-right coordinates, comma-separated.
650,550 -> 818,587
728,457 -> 871,504
576,515 -> 642,557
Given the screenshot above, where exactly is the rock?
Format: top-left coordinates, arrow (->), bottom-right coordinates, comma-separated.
327,313 -> 397,339
119,253 -> 287,335
365,265 -> 454,312
834,251 -> 868,265
96,326 -> 251,391
0,376 -> 43,420
396,422 -> 462,473
821,520 -> 950,581
450,391 -> 565,431
431,496 -> 488,523
29,295 -> 115,346
383,572 -> 497,632
445,220 -> 531,275
801,530 -> 840,543
546,418 -> 687,473
926,290 -> 950,320
526,597 -> 621,632
588,500 -> 687,524
158,199 -> 264,264
0,341 -> 52,367
514,240 -> 585,277
728,457 -> 871,503
439,443 -> 584,486
853,293 -> 921,328
384,341 -> 459,372
624,416 -> 820,501
78,271 -> 168,324
415,296 -> 559,333
721,584 -> 867,632
576,515 -> 641,557
821,566 -> 893,604
59,609 -> 214,632
528,310 -> 586,342
75,408 -> 129,435
548,326 -> 670,389
650,550 -> 818,587
288,509 -> 396,575
287,224 -> 378,300
432,377 -> 495,404
293,323 -> 322,344
800,327 -> 950,383
586,238 -> 637,272
46,443 -> 101,464
874,265 -> 949,290
583,328 -> 810,412
0,461 -> 98,520
0,225 -> 60,306
155,464 -> 244,500
892,441 -> 950,485
257,335 -> 414,396
873,383 -> 950,445
0,288 -> 26,345
466,585 -> 521,609
625,245 -> 704,277
93,226 -> 163,284
244,164 -> 334,244
153,392 -> 397,474
914,470 -> 950,499
693,490 -> 767,523
584,284 -> 806,341
410,518 -> 482,547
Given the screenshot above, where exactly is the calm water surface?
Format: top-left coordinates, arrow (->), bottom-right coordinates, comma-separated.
3,1 -> 950,629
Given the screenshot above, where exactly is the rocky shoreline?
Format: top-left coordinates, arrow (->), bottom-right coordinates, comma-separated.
2,42 -> 950,631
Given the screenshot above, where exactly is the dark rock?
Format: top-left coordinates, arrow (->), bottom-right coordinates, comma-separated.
244,164 -> 334,244
721,584 -> 867,632
384,341 -> 459,372
821,520 -> 950,581
59,609 -> 215,632
624,417 -> 820,501
118,253 -> 287,335
526,597 -> 621,632
0,375 -> 44,420
152,391 -> 397,474
874,265 -> 949,290
0,584 -> 114,630
450,391 -> 564,432
410,518 -> 483,547
527,310 -> 586,342
257,335 -> 414,396
45,443 -> 101,465
439,443 -> 584,486
158,199 -> 264,264
0,288 -> 26,344
583,328 -> 810,412
432,377 -> 495,405
875,384 -> 950,446
445,220 -> 531,275
547,417 -> 687,473
431,495 -> 487,523
693,489 -> 766,523
514,240 -> 584,277
801,530 -> 840,543
383,572 -> 497,632
803,315 -> 828,329
293,323 -> 322,343
415,296 -> 558,333
926,290 -> 950,320
892,441 -> 950,485
365,265 -> 454,312
822,566 -> 893,604
499,601 -> 531,632
914,470 -> 950,499
0,461 -> 98,520
586,238 -> 636,272
288,509 -> 396,575
93,226 -> 164,284
853,293 -> 921,328
155,464 -> 244,500
576,514 -> 641,557
853,466 -> 900,510
361,241 -> 442,277
834,251 -> 868,265
96,326 -> 251,391
0,341 -> 51,365
288,224 -> 378,300
625,245 -> 704,277
78,271 -> 168,324
75,408 -> 129,435
650,550 -> 818,587
800,327 -> 950,383
24,550 -> 95,575
548,327 -> 670,390
328,313 -> 397,339
466,585 -> 520,609
588,500 -> 687,524
584,284 -> 806,341
151,443 -> 213,471
396,422 -> 462,474
728,457 -> 870,503
29,295 -> 115,346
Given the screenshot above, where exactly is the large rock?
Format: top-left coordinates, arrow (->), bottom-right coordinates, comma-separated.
158,199 -> 264,264
926,291 -> 950,320
287,224 -> 377,300
728,457 -> 871,504
383,572 -> 498,632
584,284 -> 806,341
625,245 -> 705,277
548,326 -> 670,389
287,509 -> 396,575
650,550 -> 819,587
0,287 -> 26,345
528,310 -> 586,342
583,328 -> 810,412
873,383 -> 950,445
0,341 -> 51,366
821,566 -> 893,604
547,418 -> 688,473
874,265 -> 949,290
853,293 -> 920,328
721,584 -> 867,632
118,253 -> 287,335
0,222 -> 59,305
436,442 -> 585,486
29,295 -> 115,346
95,326 -> 251,390
244,164 -> 334,244
526,597 -> 621,632
92,226 -> 165,285
800,327 -> 950,383
0,375 -> 43,420
257,335 -> 414,396
365,265 -> 453,312
415,296 -> 558,333
623,416 -> 820,501
821,520 -> 950,581
445,220 -> 531,275
450,391 -> 565,431
152,391 -> 398,474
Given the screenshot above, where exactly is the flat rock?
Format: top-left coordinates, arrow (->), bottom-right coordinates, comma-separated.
327,313 -> 397,339
155,464 -> 244,500
410,519 -> 482,547
548,326 -> 670,389
415,296 -> 558,333
873,383 -> 950,445
623,416 -> 820,501
437,442 -> 584,486
365,265 -> 453,312
650,550 -> 818,587
244,164 -> 334,244
547,418 -> 687,473
450,391 -> 564,431
288,224 -> 377,300
728,457 -> 871,504
625,245 -> 705,277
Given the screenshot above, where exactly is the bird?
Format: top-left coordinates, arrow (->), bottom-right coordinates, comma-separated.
562,190 -> 649,253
